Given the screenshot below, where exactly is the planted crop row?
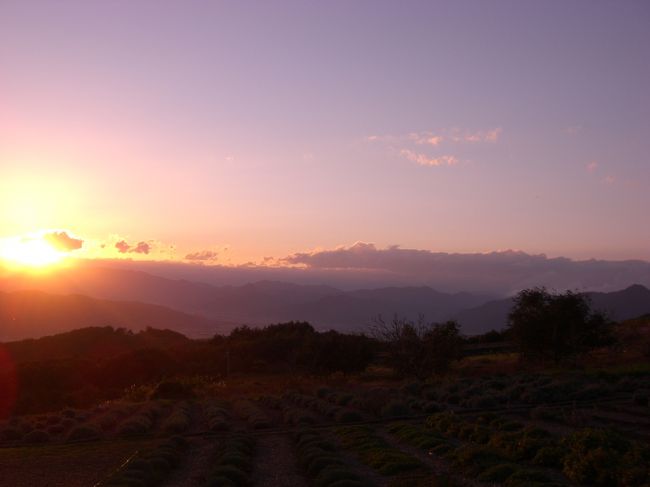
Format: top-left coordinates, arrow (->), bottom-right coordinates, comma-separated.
0,407 -> 104,444
202,433 -> 255,486
103,436 -> 188,487
405,373 -> 648,411
293,428 -> 372,487
161,401 -> 192,434
285,391 -> 364,423
204,400 -> 232,431
233,399 -> 271,429
335,425 -> 423,477
259,394 -> 320,426
426,411 -> 650,486
386,422 -> 453,457
117,402 -> 165,437
426,411 -> 562,485
318,387 -> 417,420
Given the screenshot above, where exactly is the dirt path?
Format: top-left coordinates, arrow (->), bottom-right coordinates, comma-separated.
251,434 -> 308,487
162,437 -> 214,487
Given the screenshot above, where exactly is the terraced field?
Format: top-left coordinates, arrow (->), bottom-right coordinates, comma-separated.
1,371 -> 649,486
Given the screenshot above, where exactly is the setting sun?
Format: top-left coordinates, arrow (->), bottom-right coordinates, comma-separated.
0,235 -> 66,269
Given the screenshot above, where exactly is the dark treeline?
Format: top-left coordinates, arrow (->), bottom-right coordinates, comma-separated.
0,323 -> 378,414
0,288 -> 629,416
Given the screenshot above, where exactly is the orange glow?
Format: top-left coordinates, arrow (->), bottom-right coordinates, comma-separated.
0,234 -> 68,270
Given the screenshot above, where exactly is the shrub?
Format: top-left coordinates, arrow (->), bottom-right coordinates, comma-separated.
336,426 -> 422,477
162,403 -> 191,433
24,430 -> 50,443
529,405 -> 556,421
67,425 -> 100,441
211,465 -> 247,485
1,427 -> 22,441
477,463 -> 518,482
504,469 -> 551,486
315,467 -> 359,487
450,444 -> 506,477
104,436 -> 187,487
316,387 -> 333,399
335,410 -> 362,423
562,429 -> 632,486
150,380 -> 195,400
381,401 -> 410,418
633,391 -> 648,407
532,446 -> 566,468
422,402 -> 441,414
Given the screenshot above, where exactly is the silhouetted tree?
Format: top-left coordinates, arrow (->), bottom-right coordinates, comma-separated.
508,287 -> 613,364
370,316 -> 463,378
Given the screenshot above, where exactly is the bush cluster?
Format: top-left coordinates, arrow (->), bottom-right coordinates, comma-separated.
104,436 -> 187,487
294,429 -> 368,487
336,426 -> 422,476
233,399 -> 271,429
205,401 -> 231,431
161,401 -> 192,434
204,434 -> 255,486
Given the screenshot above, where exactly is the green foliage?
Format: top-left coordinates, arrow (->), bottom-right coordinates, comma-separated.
562,428 -> 650,486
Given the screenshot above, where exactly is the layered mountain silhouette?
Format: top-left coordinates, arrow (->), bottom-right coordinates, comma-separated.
1,264 -> 649,340
0,290 -> 224,341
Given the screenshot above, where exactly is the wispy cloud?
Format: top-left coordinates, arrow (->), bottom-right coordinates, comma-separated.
366,127 -> 501,168
586,161 -> 598,173
366,127 -> 502,146
400,149 -> 458,167
449,127 -> 502,143
185,249 -> 219,261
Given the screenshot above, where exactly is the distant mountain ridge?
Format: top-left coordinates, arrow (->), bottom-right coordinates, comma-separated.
2,264 -> 649,339
455,284 -> 650,334
0,290 -> 225,341
0,267 -> 494,332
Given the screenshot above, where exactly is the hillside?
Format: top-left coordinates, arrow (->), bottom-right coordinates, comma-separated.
0,290 -> 224,341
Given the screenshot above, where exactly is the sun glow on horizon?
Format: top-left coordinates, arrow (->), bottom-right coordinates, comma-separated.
0,235 -> 68,270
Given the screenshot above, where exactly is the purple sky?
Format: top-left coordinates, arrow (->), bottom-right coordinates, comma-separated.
1,0 -> 649,264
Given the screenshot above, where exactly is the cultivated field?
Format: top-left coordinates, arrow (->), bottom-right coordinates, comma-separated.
1,370 -> 649,487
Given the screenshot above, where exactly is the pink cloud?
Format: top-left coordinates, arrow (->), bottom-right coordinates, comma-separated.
400,149 -> 458,167
586,161 -> 598,173
115,240 -> 130,253
185,249 -> 219,261
115,239 -> 152,254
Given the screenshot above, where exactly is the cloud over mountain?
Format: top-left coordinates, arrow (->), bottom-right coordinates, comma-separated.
282,242 -> 650,295
185,250 -> 219,261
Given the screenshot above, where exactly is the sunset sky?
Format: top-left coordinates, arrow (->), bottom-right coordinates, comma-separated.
1,0 -> 649,266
